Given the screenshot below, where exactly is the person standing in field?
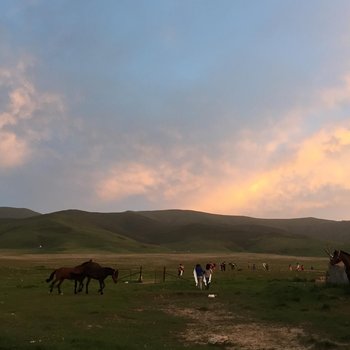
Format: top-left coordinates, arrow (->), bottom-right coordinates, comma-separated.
204,263 -> 213,289
178,263 -> 184,277
194,264 -> 205,290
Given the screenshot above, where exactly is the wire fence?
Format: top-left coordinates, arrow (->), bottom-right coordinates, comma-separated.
117,266 -> 192,284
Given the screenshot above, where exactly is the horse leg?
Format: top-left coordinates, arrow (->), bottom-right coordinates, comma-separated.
78,278 -> 84,293
73,277 -> 84,294
57,280 -> 64,295
85,277 -> 91,294
99,280 -> 105,295
49,279 -> 57,293
78,277 -> 84,293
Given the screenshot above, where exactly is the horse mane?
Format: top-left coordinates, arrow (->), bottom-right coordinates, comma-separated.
80,259 -> 93,266
340,250 -> 350,257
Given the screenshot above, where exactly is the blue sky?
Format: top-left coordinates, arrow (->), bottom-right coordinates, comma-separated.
1,0 -> 350,219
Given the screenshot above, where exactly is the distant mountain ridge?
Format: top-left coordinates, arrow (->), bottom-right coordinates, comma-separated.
0,208 -> 349,255
0,207 -> 41,219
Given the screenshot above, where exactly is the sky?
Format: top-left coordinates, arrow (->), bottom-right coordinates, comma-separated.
1,0 -> 350,220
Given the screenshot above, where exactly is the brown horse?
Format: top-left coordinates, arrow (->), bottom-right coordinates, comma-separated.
326,249 -> 350,283
71,261 -> 119,295
46,260 -> 92,294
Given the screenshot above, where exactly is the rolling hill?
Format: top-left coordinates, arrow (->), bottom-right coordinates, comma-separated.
0,208 -> 349,255
0,207 -> 41,219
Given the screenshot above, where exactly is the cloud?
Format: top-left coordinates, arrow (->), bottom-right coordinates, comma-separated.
96,163 -> 159,200
0,57 -> 65,169
95,161 -> 202,204
185,122 -> 350,218
93,70 -> 350,219
0,131 -> 28,168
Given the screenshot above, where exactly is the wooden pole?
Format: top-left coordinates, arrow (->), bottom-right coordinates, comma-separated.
138,266 -> 143,283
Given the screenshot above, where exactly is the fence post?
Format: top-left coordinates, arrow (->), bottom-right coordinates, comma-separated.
138,266 -> 143,283
163,266 -> 166,283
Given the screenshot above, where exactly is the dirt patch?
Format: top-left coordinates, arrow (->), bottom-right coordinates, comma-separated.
165,304 -> 308,350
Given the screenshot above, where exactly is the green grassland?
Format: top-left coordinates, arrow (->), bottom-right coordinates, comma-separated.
0,252 -> 350,349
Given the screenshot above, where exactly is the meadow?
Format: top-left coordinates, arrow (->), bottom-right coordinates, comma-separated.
0,252 -> 349,350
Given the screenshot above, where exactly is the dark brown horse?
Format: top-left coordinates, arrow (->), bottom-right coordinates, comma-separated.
46,260 -> 92,294
326,249 -> 350,282
71,261 -> 118,295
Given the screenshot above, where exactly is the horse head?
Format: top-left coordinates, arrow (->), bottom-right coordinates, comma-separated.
327,249 -> 342,265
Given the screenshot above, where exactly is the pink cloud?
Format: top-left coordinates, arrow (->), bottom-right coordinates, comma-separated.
95,161 -> 203,203
0,131 -> 28,168
0,57 -> 65,169
96,163 -> 159,200
94,121 -> 350,219
189,122 -> 350,218
93,71 -> 350,219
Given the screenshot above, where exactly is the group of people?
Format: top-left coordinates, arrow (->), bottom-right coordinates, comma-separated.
178,262 -> 214,290
178,260 -> 275,290
289,263 -> 306,271
194,263 -> 214,290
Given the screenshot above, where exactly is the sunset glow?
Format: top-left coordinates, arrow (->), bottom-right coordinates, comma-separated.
1,1 -> 350,219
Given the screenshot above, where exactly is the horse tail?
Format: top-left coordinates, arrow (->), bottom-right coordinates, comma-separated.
46,270 -> 56,283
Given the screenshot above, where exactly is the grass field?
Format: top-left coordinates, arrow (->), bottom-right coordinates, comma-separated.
0,252 -> 349,349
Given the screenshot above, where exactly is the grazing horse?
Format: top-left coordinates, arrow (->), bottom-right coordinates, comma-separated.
45,260 -> 92,294
72,261 -> 118,295
326,249 -> 350,283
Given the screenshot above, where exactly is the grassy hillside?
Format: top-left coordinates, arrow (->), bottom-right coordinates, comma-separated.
1,208 -> 349,255
140,210 -> 350,243
0,211 -> 162,253
0,207 -> 41,219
